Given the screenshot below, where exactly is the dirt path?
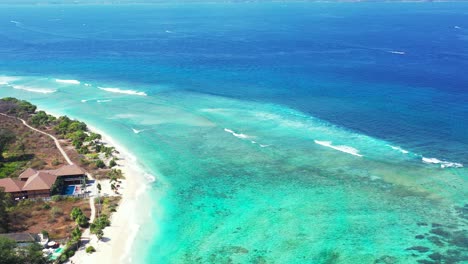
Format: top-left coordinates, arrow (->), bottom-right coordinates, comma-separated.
0,113 -> 73,165
1,113 -> 97,240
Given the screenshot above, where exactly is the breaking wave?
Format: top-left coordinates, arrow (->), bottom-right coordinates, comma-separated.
422,157 -> 463,168
388,50 -> 406,55
12,85 -> 56,94
99,87 -> 147,96
55,79 -> 80,84
314,140 -> 363,157
388,145 -> 409,154
0,76 -> 18,85
224,128 -> 250,139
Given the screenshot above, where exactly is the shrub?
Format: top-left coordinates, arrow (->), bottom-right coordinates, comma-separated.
80,158 -> 90,165
42,203 -> 51,210
51,195 -> 64,202
95,229 -> 104,240
66,196 -> 79,202
17,199 -> 33,207
71,226 -> 82,240
95,159 -> 105,169
30,159 -> 46,169
86,246 -> 96,254
52,158 -> 61,166
76,214 -> 89,228
50,178 -> 65,196
50,206 -> 63,217
109,159 -> 117,168
41,230 -> 49,238
70,207 -> 83,220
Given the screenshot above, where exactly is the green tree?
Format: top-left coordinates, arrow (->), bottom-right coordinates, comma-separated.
20,243 -> 48,264
86,132 -> 101,142
1,97 -> 36,116
68,121 -> 87,133
109,158 -> 117,168
50,178 -> 64,196
29,110 -> 55,127
97,183 -> 101,193
0,190 -> 12,233
96,228 -> 104,241
0,236 -> 20,264
0,129 -> 15,161
95,159 -> 105,169
71,226 -> 82,240
70,207 -> 83,220
76,214 -> 89,228
0,236 -> 47,264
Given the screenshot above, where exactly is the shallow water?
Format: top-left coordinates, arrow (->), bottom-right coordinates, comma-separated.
0,2 -> 467,263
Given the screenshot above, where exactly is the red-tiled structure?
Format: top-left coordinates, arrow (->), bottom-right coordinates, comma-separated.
0,165 -> 86,199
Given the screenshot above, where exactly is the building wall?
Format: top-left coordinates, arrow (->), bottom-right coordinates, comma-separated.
8,191 -> 26,199
25,189 -> 50,198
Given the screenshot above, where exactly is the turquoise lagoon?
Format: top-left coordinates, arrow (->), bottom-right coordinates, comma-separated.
0,2 -> 467,263
0,75 -> 466,263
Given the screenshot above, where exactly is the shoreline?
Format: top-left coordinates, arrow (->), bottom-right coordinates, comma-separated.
71,124 -> 153,264
36,109 -> 155,264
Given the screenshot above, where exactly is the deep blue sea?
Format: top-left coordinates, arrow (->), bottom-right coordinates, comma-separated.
0,2 -> 467,263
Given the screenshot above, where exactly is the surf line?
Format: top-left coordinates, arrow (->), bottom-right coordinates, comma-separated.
314,140 -> 363,157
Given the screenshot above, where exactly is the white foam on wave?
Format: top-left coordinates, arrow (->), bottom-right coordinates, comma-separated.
144,173 -> 156,183
97,99 -> 112,103
12,85 -> 56,94
55,79 -> 80,84
114,113 -> 137,119
388,145 -> 409,154
99,87 -> 147,96
422,157 -> 463,168
224,128 -> 250,139
314,140 -> 363,157
0,76 -> 19,85
388,50 -> 406,55
10,20 -> 21,25
454,26 -> 461,29
81,99 -> 88,103
132,128 -> 148,134
84,83 -> 91,87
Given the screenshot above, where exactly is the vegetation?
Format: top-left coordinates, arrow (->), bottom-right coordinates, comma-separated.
90,214 -> 110,241
0,191 -> 12,233
29,111 -> 56,128
0,98 -> 125,262
0,129 -> 15,161
50,178 -> 65,196
0,97 -> 36,117
85,246 -> 96,254
1,97 -> 123,180
7,198 -> 90,239
109,158 -> 117,168
108,168 -> 125,179
95,159 -> 105,169
0,236 -> 48,264
70,207 -> 89,227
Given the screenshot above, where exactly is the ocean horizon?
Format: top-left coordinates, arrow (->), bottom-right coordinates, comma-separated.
0,2 -> 467,263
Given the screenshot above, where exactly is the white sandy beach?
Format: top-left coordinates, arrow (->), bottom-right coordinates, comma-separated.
52,124 -> 155,264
